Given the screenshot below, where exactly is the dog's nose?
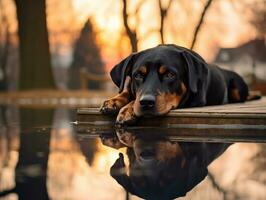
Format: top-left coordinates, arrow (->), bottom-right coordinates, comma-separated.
139,94 -> 155,108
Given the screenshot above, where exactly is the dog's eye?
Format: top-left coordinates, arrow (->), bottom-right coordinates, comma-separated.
134,73 -> 144,81
164,71 -> 176,80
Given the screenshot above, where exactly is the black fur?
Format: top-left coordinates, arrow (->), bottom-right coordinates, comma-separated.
110,44 -> 249,108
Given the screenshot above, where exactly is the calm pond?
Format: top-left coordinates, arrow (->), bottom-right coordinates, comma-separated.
0,107 -> 265,200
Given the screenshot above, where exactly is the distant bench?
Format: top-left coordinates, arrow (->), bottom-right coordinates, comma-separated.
77,97 -> 266,143
79,68 -> 110,90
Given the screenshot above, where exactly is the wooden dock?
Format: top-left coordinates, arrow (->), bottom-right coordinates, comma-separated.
76,97 -> 266,143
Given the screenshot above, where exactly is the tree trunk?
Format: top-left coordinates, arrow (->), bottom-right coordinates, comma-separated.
14,0 -> 55,90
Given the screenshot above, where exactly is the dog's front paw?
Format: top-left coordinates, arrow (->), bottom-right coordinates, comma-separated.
116,129 -> 134,147
100,99 -> 120,115
100,134 -> 125,149
100,92 -> 131,115
116,102 -> 137,126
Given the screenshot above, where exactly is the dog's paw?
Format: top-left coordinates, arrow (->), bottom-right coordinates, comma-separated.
100,134 -> 125,149
115,102 -> 137,126
116,129 -> 134,147
100,98 -> 121,115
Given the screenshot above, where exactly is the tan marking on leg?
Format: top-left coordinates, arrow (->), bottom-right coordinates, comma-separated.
229,88 -> 241,102
100,135 -> 126,149
100,76 -> 131,114
116,101 -> 137,125
116,129 -> 134,147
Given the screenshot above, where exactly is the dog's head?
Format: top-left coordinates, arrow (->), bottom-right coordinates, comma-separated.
110,44 -> 209,116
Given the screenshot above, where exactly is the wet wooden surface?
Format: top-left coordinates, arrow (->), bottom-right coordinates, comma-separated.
76,97 -> 266,143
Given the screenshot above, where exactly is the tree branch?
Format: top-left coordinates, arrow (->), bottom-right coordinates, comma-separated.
158,0 -> 174,44
190,0 -> 214,50
0,1 -> 10,90
122,0 -> 138,52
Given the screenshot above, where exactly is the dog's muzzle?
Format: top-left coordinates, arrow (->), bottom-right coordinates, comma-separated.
139,94 -> 156,110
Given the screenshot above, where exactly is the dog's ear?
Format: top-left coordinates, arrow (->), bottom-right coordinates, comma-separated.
110,153 -> 137,195
180,49 -> 209,106
110,53 -> 138,93
185,156 -> 208,194
165,44 -> 209,106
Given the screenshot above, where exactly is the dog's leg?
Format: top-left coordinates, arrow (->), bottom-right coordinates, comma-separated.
116,101 -> 137,125
100,76 -> 131,115
116,129 -> 134,147
100,134 -> 126,149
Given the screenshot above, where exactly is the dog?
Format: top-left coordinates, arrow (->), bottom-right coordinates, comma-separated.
100,130 -> 230,199
100,44 -> 258,125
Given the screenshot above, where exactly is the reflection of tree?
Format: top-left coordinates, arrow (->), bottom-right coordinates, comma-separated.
15,108 -> 53,199
0,106 -> 20,198
69,19 -> 104,90
47,109 -> 126,199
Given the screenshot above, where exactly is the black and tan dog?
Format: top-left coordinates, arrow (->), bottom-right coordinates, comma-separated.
101,131 -> 230,199
100,44 -> 258,124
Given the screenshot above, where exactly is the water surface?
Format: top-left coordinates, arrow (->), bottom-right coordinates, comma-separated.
0,107 -> 265,200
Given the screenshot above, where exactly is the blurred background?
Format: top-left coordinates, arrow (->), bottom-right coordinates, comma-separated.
0,0 -> 265,95
0,0 -> 266,200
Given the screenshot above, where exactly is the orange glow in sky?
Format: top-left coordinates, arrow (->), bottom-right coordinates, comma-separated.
3,0 -> 260,71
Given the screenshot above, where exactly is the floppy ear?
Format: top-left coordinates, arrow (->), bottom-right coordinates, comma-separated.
163,44 -> 209,106
185,156 -> 208,194
110,53 -> 138,93
110,153 -> 138,195
181,50 -> 209,106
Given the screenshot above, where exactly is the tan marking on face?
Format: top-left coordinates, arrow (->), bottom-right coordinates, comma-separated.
158,65 -> 167,74
134,82 -> 187,116
155,82 -> 187,114
133,139 -> 186,169
156,141 -> 184,162
138,66 -> 147,75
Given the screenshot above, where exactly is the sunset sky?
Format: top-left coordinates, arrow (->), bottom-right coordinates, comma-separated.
3,0 -> 261,71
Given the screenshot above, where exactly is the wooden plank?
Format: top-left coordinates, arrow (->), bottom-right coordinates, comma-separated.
76,97 -> 266,142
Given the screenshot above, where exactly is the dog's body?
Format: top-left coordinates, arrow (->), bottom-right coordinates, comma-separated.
101,44 -> 254,124
100,44 -> 260,198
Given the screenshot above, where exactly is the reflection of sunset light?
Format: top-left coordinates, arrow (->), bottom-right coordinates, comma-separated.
48,128 -> 128,199
92,139 -> 127,173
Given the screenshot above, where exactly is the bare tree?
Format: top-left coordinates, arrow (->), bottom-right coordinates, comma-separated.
69,19 -> 104,90
14,0 -> 55,89
190,0 -> 214,50
250,1 -> 266,37
122,0 -> 138,52
158,0 -> 174,44
0,1 -> 10,90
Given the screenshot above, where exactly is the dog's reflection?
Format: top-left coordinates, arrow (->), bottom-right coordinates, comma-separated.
100,130 -> 230,199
